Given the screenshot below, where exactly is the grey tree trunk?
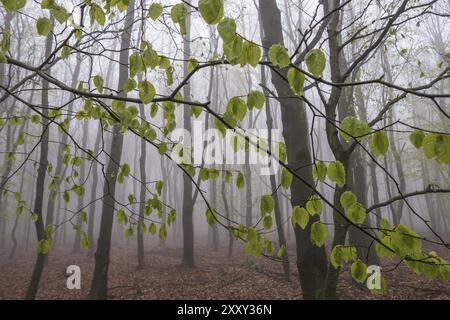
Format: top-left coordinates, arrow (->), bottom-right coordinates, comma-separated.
259,1 -> 328,299
89,1 -> 135,299
182,0 -> 194,267
26,15 -> 54,300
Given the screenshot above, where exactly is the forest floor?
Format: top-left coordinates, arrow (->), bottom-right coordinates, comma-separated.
0,241 -> 449,300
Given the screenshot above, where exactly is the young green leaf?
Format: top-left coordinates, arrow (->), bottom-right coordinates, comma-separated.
346,203 -> 366,224
370,130 -> 389,157
148,3 -> 163,20
351,260 -> 368,283
409,130 -> 425,148
93,75 -> 104,93
291,206 -> 309,230
310,221 -> 328,247
247,90 -> 265,110
260,194 -> 275,215
281,168 -> 293,189
263,215 -> 273,229
305,48 -> 326,77
340,191 -> 357,209
287,67 -> 305,96
327,160 -> 345,187
312,160 -> 327,182
306,195 -> 322,216
138,80 -> 156,104
217,18 -> 236,44
198,0 -> 224,25
269,44 -> 290,68
36,17 -> 52,36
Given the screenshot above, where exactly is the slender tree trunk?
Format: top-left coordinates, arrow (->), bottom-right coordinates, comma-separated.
89,2 -> 135,299
182,0 -> 194,267
26,16 -> 54,299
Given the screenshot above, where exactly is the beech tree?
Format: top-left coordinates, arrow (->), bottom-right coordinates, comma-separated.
0,0 -> 449,300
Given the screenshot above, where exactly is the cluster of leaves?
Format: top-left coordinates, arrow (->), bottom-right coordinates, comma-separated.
410,130 -> 450,164
312,159 -> 346,187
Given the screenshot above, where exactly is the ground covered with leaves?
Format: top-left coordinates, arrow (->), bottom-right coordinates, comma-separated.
0,241 -> 448,300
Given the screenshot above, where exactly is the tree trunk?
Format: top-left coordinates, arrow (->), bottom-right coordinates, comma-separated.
89,1 -> 135,299
182,0 -> 194,268
26,16 -> 54,299
259,1 -> 328,299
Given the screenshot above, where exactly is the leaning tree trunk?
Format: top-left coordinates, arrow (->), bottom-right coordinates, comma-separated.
259,1 -> 328,299
89,1 -> 135,299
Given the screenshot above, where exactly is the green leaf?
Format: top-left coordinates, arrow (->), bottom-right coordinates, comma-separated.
61,45 -> 70,59
0,51 -> 7,63
223,36 -> 243,60
36,17 -> 52,36
281,168 -> 293,189
50,4 -> 70,24
305,48 -> 326,77
148,222 -> 157,235
31,213 -> 38,222
155,180 -> 164,196
327,160 -> 345,187
409,130 -> 425,148
123,78 -> 137,94
120,163 -> 131,177
227,97 -> 247,121
205,208 -> 215,226
340,191 -> 357,209
148,3 -> 163,20
116,209 -> 128,224
247,90 -> 265,110
198,0 -> 224,25
260,194 -> 275,215
200,168 -> 210,181
217,18 -> 236,44
188,58 -> 199,73
37,239 -> 51,254
191,106 -> 202,118
306,195 -> 322,216
291,206 -> 309,230
90,4 -> 106,26
370,130 -> 389,157
125,227 -> 134,238
263,215 -> 273,230
171,3 -> 187,35
269,44 -> 290,68
351,260 -> 368,283
63,190 -> 70,203
130,52 -> 145,77
330,245 -> 357,269
277,244 -> 286,258
346,203 -> 366,224
81,211 -> 87,224
244,41 -> 261,68
312,160 -> 327,182
390,224 -> 422,258
158,223 -> 167,240
287,67 -> 305,96
81,232 -> 90,248
142,45 -> 159,69
310,221 -> 328,247
236,171 -> 245,189
1,0 -> 26,12
158,142 -> 167,155
339,116 -> 370,141
138,80 -> 156,104
93,75 -> 104,93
